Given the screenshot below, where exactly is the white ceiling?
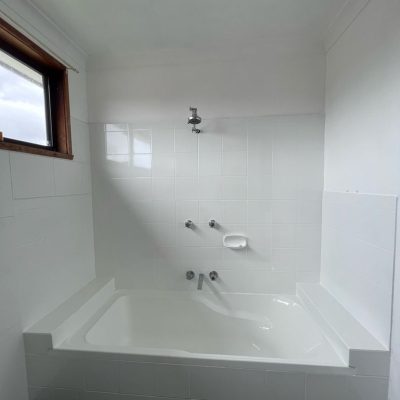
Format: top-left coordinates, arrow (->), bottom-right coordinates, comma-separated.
30,0 -> 348,56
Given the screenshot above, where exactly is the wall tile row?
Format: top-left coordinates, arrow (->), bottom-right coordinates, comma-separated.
26,354 -> 388,400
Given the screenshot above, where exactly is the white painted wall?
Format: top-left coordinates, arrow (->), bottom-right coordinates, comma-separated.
91,115 -> 324,293
323,0 -> 400,398
87,44 -> 326,123
0,1 -> 95,399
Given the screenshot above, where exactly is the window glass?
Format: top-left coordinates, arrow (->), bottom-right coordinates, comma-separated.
0,49 -> 49,146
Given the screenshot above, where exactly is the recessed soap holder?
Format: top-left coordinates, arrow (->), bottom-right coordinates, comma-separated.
223,234 -> 248,249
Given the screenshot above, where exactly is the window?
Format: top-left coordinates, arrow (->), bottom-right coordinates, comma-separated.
0,17 -> 73,159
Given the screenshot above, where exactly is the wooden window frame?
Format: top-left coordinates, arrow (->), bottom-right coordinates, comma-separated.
0,16 -> 73,160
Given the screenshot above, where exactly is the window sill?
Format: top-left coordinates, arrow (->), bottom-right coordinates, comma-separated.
0,141 -> 73,160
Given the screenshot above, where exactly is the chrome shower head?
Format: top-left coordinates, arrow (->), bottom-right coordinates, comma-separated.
188,107 -> 201,133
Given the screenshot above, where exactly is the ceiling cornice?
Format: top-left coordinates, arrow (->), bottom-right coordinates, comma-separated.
324,0 -> 370,52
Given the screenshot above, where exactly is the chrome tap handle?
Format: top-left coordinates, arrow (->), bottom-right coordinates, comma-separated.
186,271 -> 195,280
208,219 -> 216,228
209,271 -> 219,281
185,219 -> 194,228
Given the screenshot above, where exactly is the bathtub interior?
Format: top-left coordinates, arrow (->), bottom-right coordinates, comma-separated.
64,290 -> 342,366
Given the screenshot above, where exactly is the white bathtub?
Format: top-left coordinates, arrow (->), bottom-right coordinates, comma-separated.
64,290 -> 344,368
24,279 -> 390,400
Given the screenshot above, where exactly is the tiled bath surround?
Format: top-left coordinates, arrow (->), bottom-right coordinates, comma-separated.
91,114 -> 324,293
26,351 -> 388,400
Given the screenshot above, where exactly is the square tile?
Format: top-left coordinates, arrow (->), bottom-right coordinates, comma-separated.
221,177 -> 246,200
175,129 -> 198,153
199,152 -> 221,176
175,153 -> 198,177
152,154 -> 174,177
152,128 -> 174,153
131,129 -> 152,153
222,152 -> 247,176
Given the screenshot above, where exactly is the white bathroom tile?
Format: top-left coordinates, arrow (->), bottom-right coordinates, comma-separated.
222,129 -> 247,152
272,169 -> 299,199
247,123 -> 273,175
189,366 -> 265,400
131,129 -> 152,154
349,350 -> 390,377
152,154 -> 175,177
26,355 -> 84,390
306,374 -> 388,400
199,152 -> 221,176
84,360 -> 119,393
119,362 -> 155,396
152,200 -> 176,224
0,151 -> 13,217
105,123 -> 128,132
105,131 -> 129,155
102,155 -> 131,179
176,178 -> 198,200
175,153 -> 197,177
198,177 -> 222,200
176,200 -> 198,223
248,175 -> 272,200
266,372 -> 306,400
113,178 -> 152,201
221,201 -> 247,224
271,200 -> 297,223
54,160 -> 91,195
296,199 -> 322,224
199,131 -> 222,153
199,201 -> 223,223
295,225 -> 321,249
154,364 -> 188,398
52,389 -> 82,400
147,223 -> 176,246
247,200 -> 271,224
221,177 -> 247,200
152,178 -> 174,200
272,224 -> 296,248
296,269 -> 320,283
28,387 -> 52,400
295,248 -> 321,274
132,154 -> 152,177
222,151 -> 247,176
152,128 -> 174,153
272,248 -> 297,271
346,376 -> 388,400
10,153 -> 55,199
221,247 -> 248,268
175,129 -> 198,153
198,223 -> 221,247
176,223 -> 200,246
82,392 -> 119,400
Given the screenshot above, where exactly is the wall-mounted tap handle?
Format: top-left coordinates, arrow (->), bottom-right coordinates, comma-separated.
185,219 -> 194,228
209,271 -> 219,281
186,271 -> 195,280
209,219 -> 216,228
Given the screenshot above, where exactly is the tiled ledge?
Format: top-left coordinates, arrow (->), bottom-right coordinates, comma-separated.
297,283 -> 390,377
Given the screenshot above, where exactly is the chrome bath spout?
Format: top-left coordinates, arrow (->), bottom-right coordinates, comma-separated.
197,273 -> 205,290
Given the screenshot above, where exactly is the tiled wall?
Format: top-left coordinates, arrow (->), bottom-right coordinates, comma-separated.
25,351 -> 388,400
320,192 -> 397,348
91,114 -> 324,293
0,117 -> 95,399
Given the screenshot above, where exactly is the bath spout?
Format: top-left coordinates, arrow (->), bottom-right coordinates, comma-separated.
197,273 -> 205,290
